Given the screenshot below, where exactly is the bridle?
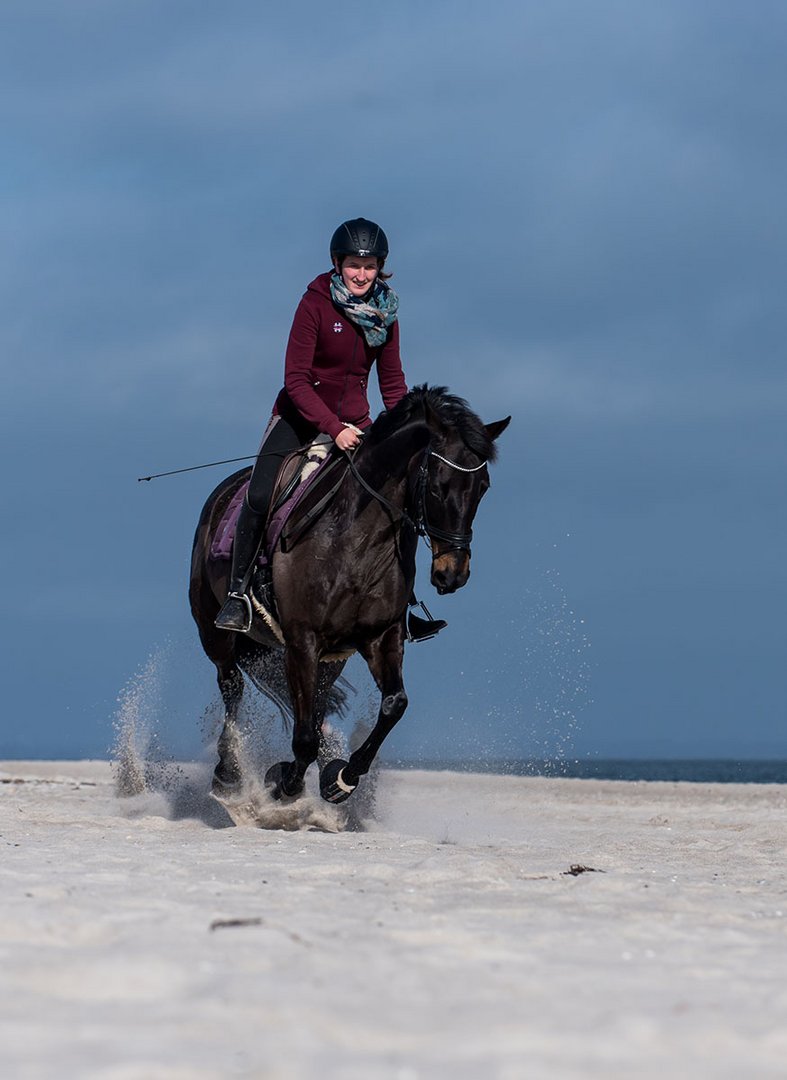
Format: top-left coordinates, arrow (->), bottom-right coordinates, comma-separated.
346,443 -> 486,555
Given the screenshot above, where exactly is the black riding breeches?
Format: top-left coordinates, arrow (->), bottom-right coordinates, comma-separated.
246,414 -> 318,515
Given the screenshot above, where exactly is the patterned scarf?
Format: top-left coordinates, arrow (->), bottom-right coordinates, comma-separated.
329,273 -> 399,347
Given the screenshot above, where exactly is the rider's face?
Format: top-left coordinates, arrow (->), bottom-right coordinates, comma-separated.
338,256 -> 380,298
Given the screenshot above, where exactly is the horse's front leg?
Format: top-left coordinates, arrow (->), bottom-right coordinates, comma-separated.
265,632 -> 320,800
320,621 -> 408,804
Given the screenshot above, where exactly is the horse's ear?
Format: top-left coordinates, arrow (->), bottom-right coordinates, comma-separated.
423,397 -> 451,439
485,416 -> 511,441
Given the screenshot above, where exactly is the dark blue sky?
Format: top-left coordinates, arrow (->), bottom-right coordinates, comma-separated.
2,2 -> 785,761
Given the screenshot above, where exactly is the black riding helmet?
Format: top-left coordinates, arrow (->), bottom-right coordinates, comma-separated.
330,217 -> 389,261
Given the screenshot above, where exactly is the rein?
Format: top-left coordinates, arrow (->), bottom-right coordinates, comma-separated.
345,442 -> 485,553
344,450 -> 419,532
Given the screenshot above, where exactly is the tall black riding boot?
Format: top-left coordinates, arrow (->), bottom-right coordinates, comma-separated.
214,499 -> 268,632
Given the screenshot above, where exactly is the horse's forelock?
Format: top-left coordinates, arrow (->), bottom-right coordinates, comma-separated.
370,384 -> 496,461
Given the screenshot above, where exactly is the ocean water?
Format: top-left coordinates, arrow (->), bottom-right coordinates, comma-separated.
404,759 -> 787,784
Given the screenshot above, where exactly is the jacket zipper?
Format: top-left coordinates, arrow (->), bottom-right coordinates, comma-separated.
336,334 -> 358,420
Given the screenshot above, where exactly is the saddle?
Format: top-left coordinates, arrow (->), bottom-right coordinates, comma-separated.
269,437 -> 349,553
210,436 -> 446,646
210,438 -> 350,568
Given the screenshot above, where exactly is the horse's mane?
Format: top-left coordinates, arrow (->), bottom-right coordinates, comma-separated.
368,384 -> 497,462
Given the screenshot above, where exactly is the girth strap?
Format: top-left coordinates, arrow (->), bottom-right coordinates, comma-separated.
279,458 -> 351,552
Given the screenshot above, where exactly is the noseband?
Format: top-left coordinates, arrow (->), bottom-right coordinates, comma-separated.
413,448 -> 486,554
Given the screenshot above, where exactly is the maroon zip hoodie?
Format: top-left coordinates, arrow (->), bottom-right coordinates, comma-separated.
273,272 -> 408,440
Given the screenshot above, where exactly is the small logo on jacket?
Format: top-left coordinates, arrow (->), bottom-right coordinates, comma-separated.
333,322 -> 343,333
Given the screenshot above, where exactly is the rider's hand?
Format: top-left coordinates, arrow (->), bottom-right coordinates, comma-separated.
335,425 -> 362,452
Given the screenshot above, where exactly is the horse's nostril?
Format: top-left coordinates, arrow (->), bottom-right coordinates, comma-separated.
431,552 -> 470,595
431,566 -> 456,594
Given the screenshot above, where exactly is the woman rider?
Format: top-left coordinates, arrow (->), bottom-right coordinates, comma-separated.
215,216 -> 443,638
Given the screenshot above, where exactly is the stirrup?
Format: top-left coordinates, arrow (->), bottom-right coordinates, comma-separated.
407,599 -> 447,643
214,591 -> 254,633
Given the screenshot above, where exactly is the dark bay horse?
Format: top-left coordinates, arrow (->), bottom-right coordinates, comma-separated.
189,385 -> 509,805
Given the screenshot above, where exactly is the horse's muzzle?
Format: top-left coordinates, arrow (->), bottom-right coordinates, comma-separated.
431,550 -> 471,594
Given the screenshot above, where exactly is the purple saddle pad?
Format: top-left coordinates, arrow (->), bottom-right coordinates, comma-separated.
209,452 -> 334,567
210,481 -> 252,563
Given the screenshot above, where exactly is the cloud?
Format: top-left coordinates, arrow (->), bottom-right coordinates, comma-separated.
3,1 -> 787,760
445,342 -> 787,424
4,1 -> 786,443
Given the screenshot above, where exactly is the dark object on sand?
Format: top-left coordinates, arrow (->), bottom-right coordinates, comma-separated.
209,917 -> 264,932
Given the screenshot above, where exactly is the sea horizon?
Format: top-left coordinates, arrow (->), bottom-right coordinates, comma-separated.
391,758 -> 787,784
3,755 -> 787,785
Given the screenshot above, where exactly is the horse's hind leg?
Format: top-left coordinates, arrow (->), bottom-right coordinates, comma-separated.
265,633 -> 320,800
313,659 -> 349,762
321,622 -> 408,803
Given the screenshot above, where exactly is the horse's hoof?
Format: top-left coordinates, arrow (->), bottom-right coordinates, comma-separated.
211,779 -> 241,803
211,766 -> 242,800
264,761 -> 304,800
320,759 -> 357,804
209,786 -> 243,813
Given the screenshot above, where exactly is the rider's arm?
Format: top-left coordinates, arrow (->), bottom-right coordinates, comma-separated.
376,319 -> 408,411
283,296 -> 346,441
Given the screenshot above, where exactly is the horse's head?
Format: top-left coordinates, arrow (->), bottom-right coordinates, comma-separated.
418,391 -> 511,595
365,384 -> 510,594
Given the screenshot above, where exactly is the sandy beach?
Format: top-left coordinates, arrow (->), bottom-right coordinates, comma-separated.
1,761 -> 785,1079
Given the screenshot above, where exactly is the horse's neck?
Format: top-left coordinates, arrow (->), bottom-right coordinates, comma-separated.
345,444 -> 411,517
357,421 -> 431,495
